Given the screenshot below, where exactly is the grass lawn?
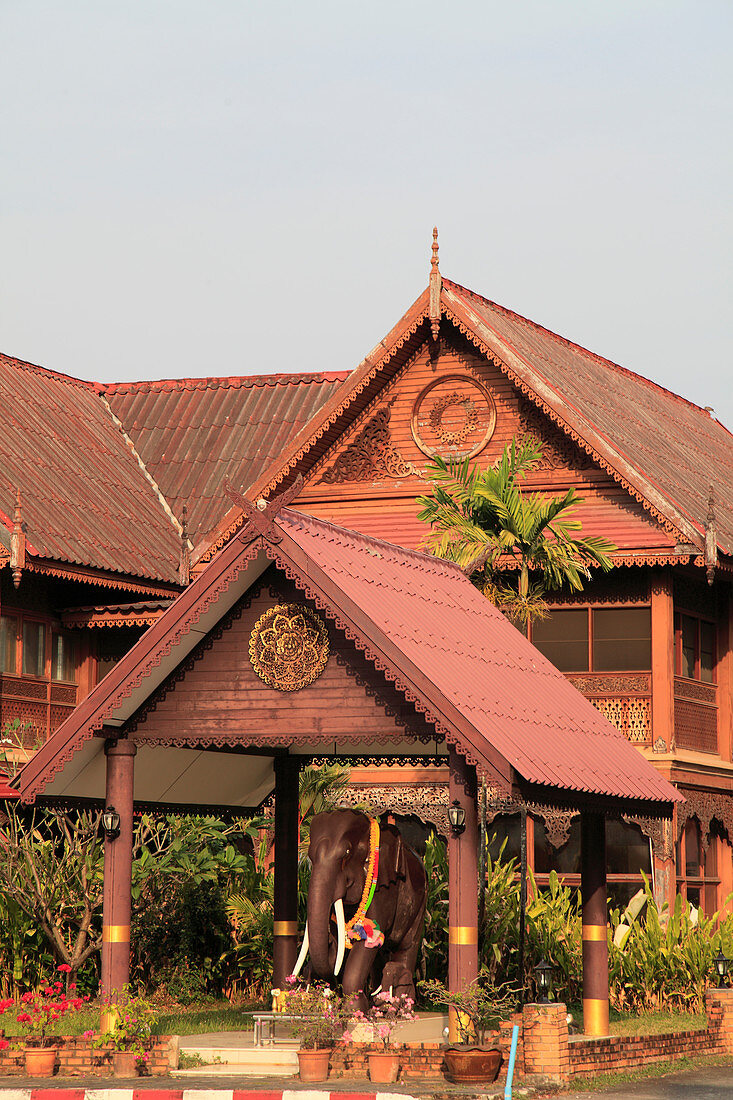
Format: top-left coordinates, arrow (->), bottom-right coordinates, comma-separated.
566,1004 -> 706,1037
0,1002 -> 256,1038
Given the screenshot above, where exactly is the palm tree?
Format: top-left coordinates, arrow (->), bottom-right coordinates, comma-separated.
416,436 -> 616,626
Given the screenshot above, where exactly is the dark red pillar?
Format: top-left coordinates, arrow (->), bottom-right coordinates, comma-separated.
448,747 -> 478,1039
101,738 -> 136,1005
273,754 -> 300,989
580,810 -> 609,1036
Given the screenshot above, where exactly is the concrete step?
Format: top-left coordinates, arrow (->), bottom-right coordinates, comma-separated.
176,1045 -> 299,1077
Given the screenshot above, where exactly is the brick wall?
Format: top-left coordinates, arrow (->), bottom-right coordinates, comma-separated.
0,1035 -> 177,1077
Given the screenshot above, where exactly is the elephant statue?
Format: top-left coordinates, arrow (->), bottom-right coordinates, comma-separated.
292,809 -> 427,1008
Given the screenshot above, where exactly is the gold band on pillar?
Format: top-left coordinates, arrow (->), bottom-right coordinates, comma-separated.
583,997 -> 610,1036
102,925 -> 130,944
273,921 -> 298,936
449,926 -> 478,945
582,925 -> 607,942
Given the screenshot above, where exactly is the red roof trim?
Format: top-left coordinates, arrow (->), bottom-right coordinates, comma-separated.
103,370 -> 350,395
0,352 -> 99,392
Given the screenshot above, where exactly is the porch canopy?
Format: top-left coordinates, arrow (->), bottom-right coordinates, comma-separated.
14,490 -> 681,1034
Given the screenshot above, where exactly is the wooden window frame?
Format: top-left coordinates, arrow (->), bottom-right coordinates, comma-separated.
674,611 -> 717,684
529,604 -> 652,674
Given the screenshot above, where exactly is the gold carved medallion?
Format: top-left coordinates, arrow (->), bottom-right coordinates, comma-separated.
411,374 -> 497,460
249,603 -> 329,692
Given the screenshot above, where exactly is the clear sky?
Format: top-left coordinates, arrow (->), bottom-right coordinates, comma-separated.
2,2 -> 731,428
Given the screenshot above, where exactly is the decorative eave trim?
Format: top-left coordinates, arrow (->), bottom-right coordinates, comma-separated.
61,610 -> 168,629
193,298 -> 433,569
21,559 -> 182,597
441,299 -> 704,552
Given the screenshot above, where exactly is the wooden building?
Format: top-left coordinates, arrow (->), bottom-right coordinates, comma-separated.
2,236 -> 732,915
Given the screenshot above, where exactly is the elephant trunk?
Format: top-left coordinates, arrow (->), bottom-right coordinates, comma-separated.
307,870 -> 341,979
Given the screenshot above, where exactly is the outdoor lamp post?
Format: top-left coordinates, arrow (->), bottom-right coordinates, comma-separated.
534,958 -> 553,1004
714,948 -> 730,986
448,800 -> 466,836
102,806 -> 121,841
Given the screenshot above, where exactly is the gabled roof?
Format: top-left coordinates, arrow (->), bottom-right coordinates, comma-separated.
441,279 -> 733,555
0,353 -> 182,584
199,276 -> 733,565
16,504 -> 681,815
104,371 -> 349,548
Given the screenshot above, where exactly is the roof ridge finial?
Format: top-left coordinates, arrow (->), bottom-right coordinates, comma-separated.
10,488 -> 26,589
429,226 -> 442,341
705,484 -> 717,586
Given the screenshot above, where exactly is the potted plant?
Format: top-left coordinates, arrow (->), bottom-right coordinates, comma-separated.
419,969 -> 517,1084
0,964 -> 89,1076
354,990 -> 416,1084
92,987 -> 157,1076
282,977 -> 344,1082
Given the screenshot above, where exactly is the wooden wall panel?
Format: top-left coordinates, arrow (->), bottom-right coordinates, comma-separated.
296,331 -> 674,553
129,584 -> 431,746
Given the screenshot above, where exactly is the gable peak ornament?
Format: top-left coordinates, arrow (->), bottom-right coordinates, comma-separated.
429,226 -> 442,341
224,474 -> 304,546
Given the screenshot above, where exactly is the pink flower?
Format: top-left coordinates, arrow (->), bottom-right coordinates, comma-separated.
21,992 -> 34,1003
341,1030 -> 353,1043
378,1024 -> 390,1039
57,964 -> 72,974
83,1030 -> 94,1040
0,1039 -> 9,1051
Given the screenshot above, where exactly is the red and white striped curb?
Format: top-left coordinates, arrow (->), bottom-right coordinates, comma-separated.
0,1091 -> 420,1100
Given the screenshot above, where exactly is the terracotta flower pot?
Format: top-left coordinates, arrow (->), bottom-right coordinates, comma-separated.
368,1050 -> 400,1084
24,1046 -> 57,1077
112,1049 -> 138,1077
444,1045 -> 502,1084
296,1047 -> 330,1082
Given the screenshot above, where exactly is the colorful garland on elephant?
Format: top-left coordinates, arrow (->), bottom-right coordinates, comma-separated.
344,816 -> 384,950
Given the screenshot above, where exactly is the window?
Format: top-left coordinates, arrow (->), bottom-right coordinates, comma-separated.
51,632 -> 76,682
676,818 -> 720,913
22,620 -> 46,677
530,607 -> 651,673
0,615 -> 18,673
675,613 -> 716,683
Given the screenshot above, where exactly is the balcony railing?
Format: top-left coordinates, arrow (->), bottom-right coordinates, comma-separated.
566,672 -> 652,745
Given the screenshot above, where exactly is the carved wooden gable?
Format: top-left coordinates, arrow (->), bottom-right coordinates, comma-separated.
295,329 -> 677,556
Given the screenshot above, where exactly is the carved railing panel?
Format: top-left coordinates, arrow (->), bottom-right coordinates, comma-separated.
674,677 -> 717,753
566,672 -> 652,744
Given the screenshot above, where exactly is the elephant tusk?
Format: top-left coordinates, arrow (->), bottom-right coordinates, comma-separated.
371,985 -> 382,998
291,922 -> 310,978
334,898 -> 347,977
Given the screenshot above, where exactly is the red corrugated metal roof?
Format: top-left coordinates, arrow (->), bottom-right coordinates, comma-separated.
442,279 -> 733,554
105,371 -> 349,549
276,508 -> 681,806
0,353 -> 182,582
16,504 -> 680,810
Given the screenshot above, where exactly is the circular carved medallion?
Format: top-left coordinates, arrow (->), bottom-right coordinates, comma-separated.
411,374 -> 497,459
249,604 -> 329,692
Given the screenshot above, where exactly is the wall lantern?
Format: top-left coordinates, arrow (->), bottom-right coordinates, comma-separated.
102,807 -> 121,841
534,958 -> 553,1004
714,948 -> 730,986
448,800 -> 466,836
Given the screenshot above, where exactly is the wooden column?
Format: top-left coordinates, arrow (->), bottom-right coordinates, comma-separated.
651,571 -> 675,751
580,811 -> 609,1036
273,754 -> 300,989
717,588 -> 733,763
448,747 -> 478,1040
101,738 -> 136,1004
